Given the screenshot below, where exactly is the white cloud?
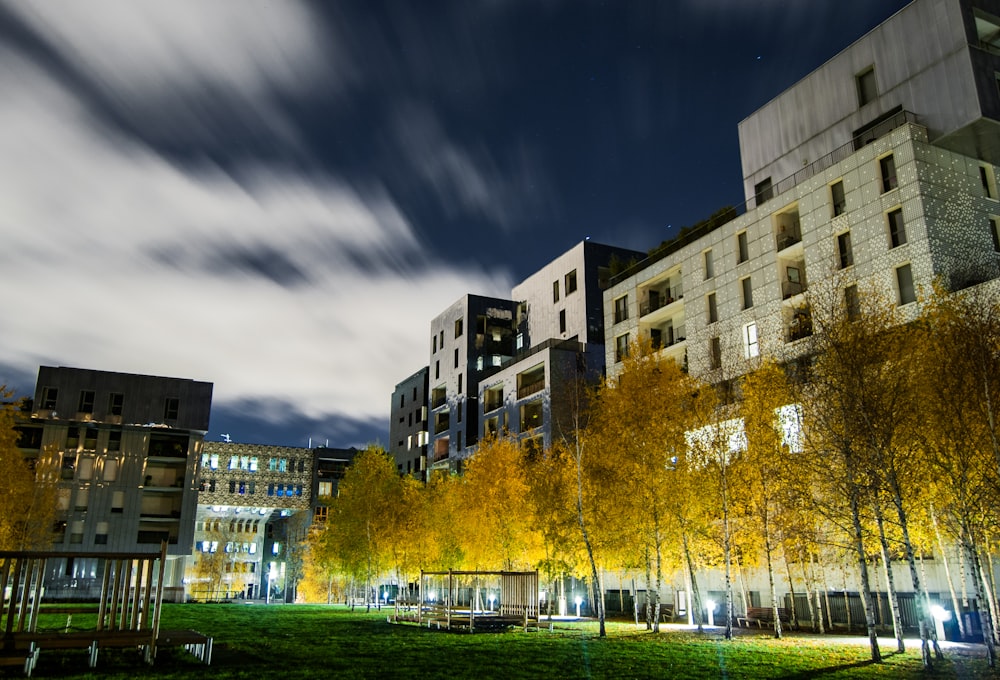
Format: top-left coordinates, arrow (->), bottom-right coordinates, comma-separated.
0,5 -> 513,437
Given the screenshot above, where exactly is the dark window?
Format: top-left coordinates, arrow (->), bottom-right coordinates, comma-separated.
831,180 -> 846,216
754,178 -> 773,206
559,309 -> 567,334
741,277 -> 753,310
454,348 -> 459,368
66,427 -> 79,450
856,67 -> 877,106
457,373 -> 463,393
552,280 -> 560,302
78,390 -> 95,414
16,426 -> 42,449
615,333 -> 629,363
164,397 -> 179,420
229,480 -> 236,493
888,208 -> 906,248
981,166 -> 996,199
837,232 -> 854,268
614,296 -> 628,324
710,337 -> 722,370
564,270 -> 578,294
41,387 -> 58,411
880,155 -> 897,193
703,250 -> 714,279
107,429 -> 121,452
845,285 -> 861,322
108,392 -> 124,416
455,318 -> 463,338
737,232 -> 749,263
991,217 -> 1000,252
707,293 -> 718,324
896,264 -> 916,305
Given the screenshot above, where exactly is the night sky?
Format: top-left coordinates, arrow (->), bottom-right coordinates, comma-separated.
0,0 -> 910,448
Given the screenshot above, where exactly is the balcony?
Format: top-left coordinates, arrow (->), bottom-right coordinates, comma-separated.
774,207 -> 801,252
517,380 -> 544,400
639,285 -> 683,317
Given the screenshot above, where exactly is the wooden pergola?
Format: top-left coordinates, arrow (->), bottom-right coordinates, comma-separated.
395,570 -> 539,632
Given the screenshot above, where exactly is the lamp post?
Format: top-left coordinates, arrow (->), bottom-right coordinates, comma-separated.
931,604 -> 951,641
488,594 -> 496,612
575,596 -> 583,618
706,599 -> 716,627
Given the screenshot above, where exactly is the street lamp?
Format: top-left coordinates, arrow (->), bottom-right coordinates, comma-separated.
575,596 -> 583,618
488,594 -> 496,612
706,599 -> 716,627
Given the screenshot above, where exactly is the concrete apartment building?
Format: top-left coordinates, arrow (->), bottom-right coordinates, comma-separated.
15,366 -> 213,600
605,0 -> 1000,382
191,442 -> 358,601
390,241 -> 643,475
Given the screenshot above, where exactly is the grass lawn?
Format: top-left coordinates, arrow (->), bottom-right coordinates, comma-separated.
21,604 -> 997,679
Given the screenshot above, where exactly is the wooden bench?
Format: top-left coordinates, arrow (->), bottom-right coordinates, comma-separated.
737,606 -> 791,629
1,544 -> 212,676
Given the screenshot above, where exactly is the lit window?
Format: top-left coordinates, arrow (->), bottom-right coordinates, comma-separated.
229,455 -> 239,470
249,456 -> 258,472
272,542 -> 281,556
743,323 -> 759,359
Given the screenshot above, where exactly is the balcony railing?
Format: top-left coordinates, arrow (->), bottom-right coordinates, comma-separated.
782,281 -> 805,299
517,380 -> 545,400
640,290 -> 683,317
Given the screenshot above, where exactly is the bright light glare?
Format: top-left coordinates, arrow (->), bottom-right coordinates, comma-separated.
428,590 -> 436,602
706,599 -> 716,611
575,596 -> 583,606
931,605 -> 951,621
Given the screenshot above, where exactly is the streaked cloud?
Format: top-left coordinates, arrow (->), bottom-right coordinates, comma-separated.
0,2 -> 514,445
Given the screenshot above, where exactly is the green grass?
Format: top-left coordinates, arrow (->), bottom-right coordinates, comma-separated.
22,604 -> 998,679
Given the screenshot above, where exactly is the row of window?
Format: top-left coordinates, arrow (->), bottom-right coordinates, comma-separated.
39,388 -> 179,421
431,319 -> 465,354
200,454 -> 306,474
197,478 -> 304,497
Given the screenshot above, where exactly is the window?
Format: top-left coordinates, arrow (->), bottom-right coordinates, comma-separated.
707,293 -> 718,324
754,178 -> 773,206
454,348 -> 459,368
229,455 -> 239,470
455,318 -> 463,338
104,457 -> 118,481
743,323 -> 759,359
559,309 -> 567,334
457,373 -> 463,393
565,269 -> 578,294
111,490 -> 124,513
78,390 -> 95,414
107,429 -> 121,452
41,387 -> 58,411
703,249 -> 714,279
435,360 -> 440,380
991,217 -> 1000,252
318,481 -> 333,497
209,479 -> 217,492
856,67 -> 877,106
615,333 -> 629,363
552,280 -> 560,302
981,165 -> 997,199
975,9 -> 1000,54
74,487 -> 88,511
709,337 -> 722,370
229,480 -> 236,493
888,208 -> 906,248
737,231 -> 749,263
831,180 -> 846,216
879,154 -> 897,193
741,277 -> 753,310
70,520 -> 84,544
432,335 -> 437,353
896,264 -> 916,305
613,295 -> 628,324
164,397 -> 179,420
837,231 -> 853,268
